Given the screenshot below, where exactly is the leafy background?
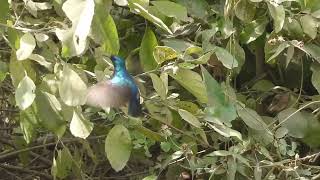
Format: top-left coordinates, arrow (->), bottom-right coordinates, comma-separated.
1,0 -> 320,179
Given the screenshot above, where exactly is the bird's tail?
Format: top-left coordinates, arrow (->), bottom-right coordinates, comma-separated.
128,97 -> 141,117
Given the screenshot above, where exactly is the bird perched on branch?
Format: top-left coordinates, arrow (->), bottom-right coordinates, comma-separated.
86,55 -> 141,117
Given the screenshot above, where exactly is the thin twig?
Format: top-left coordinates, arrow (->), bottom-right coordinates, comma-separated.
0,163 -> 52,179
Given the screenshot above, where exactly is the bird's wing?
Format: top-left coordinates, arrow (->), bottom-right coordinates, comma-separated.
86,81 -> 131,108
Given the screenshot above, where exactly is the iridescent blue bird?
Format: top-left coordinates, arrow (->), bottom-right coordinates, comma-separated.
86,55 -> 141,117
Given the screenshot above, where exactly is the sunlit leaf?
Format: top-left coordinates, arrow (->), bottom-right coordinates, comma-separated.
70,110 -> 93,139
51,147 -> 73,179
267,2 -> 285,33
128,2 -> 173,34
105,125 -> 132,172
236,105 -> 267,130
15,75 -> 36,110
20,105 -> 39,144
235,0 -> 256,22
214,46 -> 238,69
16,33 -> 36,60
59,64 -> 87,106
301,14 -> 318,39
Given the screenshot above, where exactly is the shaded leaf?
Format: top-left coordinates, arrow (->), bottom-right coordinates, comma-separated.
267,2 -> 285,33
235,0 -> 256,22
151,1 -> 188,21
277,108 -> 308,138
178,109 -> 201,128
301,15 -> 318,39
149,73 -> 167,100
311,63 -> 320,94
236,105 -> 267,130
214,46 -> 238,69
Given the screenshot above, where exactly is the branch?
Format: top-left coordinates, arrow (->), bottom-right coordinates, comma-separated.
0,164 -> 52,179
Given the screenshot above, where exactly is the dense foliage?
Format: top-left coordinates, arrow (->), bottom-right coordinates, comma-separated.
1,0 -> 320,179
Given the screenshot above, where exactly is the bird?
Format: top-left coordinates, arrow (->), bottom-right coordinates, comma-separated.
86,55 -> 141,117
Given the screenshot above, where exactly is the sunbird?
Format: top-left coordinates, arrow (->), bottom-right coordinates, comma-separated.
86,55 -> 141,117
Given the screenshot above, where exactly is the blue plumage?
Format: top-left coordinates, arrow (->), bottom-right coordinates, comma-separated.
86,55 -> 141,117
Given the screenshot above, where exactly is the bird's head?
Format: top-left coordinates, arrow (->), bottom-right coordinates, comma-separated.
110,55 -> 126,70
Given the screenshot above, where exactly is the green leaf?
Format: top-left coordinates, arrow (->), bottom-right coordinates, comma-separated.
153,46 -> 178,64
114,0 -> 128,6
277,108 -> 308,138
143,175 -> 157,180
267,2 -> 285,33
92,10 -> 120,55
176,0 -> 208,19
170,68 -> 207,103
300,15 -> 318,39
105,125 -> 132,172
0,61 -> 8,83
235,0 -> 256,22
20,105 -> 39,144
214,46 -> 238,69
149,73 -> 167,100
240,18 -> 268,44
59,64 -> 87,106
267,42 -> 290,62
28,54 -> 53,70
178,109 -> 201,128
128,2 -> 172,34
236,105 -> 267,130
0,0 -> 9,23
139,27 -> 158,71
285,18 -> 303,39
51,147 -> 73,179
151,1 -> 188,21
15,75 -> 36,110
16,33 -> 36,60
70,110 -> 93,139
35,91 -> 66,138
311,63 -> 320,94
226,38 -> 245,73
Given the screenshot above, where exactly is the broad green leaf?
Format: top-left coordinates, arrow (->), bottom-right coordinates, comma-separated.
128,2 -> 172,34
236,105 -> 267,130
252,80 -> 275,92
277,108 -> 308,138
201,67 -> 237,123
214,47 -> 238,69
267,42 -> 290,62
285,18 -> 303,39
240,18 -> 268,44
20,105 -> 39,144
15,75 -> 36,110
70,110 -> 93,139
235,0 -> 256,22
176,0 -> 208,19
153,46 -> 178,64
300,43 -> 320,63
207,150 -> 232,157
92,7 -> 119,55
59,64 -> 87,106
35,91 -> 66,138
177,101 -> 199,114
300,15 -> 318,39
267,2 -> 285,33
151,1 -> 188,21
0,0 -> 9,23
162,39 -> 193,52
170,68 -> 207,103
51,147 -> 73,179
105,125 -> 132,172
311,63 -> 320,94
208,123 -> 242,140
16,33 -> 36,60
139,27 -> 158,71
227,157 -> 237,180
149,73 -> 167,100
178,109 -> 201,128
0,61 -> 8,83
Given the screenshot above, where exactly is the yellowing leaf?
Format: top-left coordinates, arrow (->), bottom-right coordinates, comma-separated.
153,46 -> 178,64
